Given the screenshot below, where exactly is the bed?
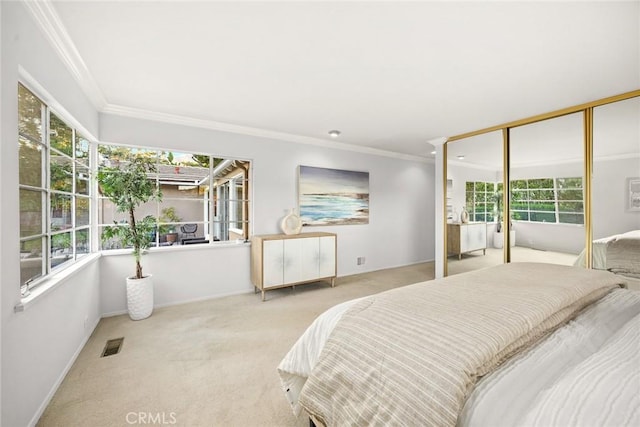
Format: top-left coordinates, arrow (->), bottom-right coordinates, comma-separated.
278,262 -> 639,427
574,229 -> 640,281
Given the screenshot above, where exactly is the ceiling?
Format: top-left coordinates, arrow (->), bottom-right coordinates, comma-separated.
37,1 -> 640,159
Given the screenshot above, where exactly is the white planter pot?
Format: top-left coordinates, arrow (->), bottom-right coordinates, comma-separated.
493,230 -> 516,249
126,275 -> 154,320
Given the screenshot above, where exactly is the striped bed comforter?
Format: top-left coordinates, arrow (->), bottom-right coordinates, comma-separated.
287,263 -> 627,427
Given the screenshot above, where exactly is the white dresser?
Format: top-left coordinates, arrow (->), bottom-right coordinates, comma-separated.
250,232 -> 337,301
447,222 -> 487,260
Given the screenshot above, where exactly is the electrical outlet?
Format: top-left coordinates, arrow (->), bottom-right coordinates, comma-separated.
357,257 -> 366,265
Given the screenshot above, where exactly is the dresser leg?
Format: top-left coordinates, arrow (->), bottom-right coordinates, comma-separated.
262,290 -> 265,302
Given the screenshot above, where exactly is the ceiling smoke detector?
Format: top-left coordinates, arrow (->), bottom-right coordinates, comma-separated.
328,130 -> 341,138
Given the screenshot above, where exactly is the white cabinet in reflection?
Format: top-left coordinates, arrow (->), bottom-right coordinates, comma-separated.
251,232 -> 337,301
447,222 -> 487,260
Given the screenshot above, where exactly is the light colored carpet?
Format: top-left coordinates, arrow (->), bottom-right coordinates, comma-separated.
37,262 -> 434,427
447,246 -> 578,276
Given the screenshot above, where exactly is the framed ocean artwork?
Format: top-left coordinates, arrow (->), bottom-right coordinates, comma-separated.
298,165 -> 369,226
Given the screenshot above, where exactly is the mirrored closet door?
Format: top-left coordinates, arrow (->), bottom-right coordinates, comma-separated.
446,131 -> 503,276
508,112 -> 584,266
591,96 -> 640,270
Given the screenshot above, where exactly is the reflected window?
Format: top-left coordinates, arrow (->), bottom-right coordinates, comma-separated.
511,177 -> 583,224
465,181 -> 495,222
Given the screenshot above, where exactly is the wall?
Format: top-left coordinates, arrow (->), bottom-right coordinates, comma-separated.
1,3 -> 101,426
99,113 -> 435,315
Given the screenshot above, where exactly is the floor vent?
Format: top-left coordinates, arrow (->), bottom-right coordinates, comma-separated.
101,337 -> 124,357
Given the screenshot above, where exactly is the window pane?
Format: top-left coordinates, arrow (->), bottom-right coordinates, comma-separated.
99,225 -> 129,250
75,164 -> 90,195
511,180 -> 528,190
557,189 -> 582,201
20,189 -> 43,237
20,237 -> 44,287
98,145 -> 157,166
530,202 -> 555,212
76,196 -> 90,226
530,189 -> 554,201
559,213 -> 584,224
76,228 -> 90,257
75,133 -> 90,164
528,178 -> 553,189
98,198 -> 127,224
486,182 -> 495,192
18,84 -> 43,142
465,192 -> 474,205
50,113 -> 73,156
558,201 -> 583,213
512,210 -> 529,221
19,136 -> 44,187
465,182 -> 474,192
511,201 -> 528,211
530,212 -> 556,222
475,182 -> 485,191
557,177 -> 582,189
51,232 -> 73,269
159,200 -> 205,230
50,155 -> 73,192
51,193 -> 72,231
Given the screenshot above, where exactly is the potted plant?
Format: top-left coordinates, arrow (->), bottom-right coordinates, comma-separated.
492,191 -> 515,249
98,156 -> 162,320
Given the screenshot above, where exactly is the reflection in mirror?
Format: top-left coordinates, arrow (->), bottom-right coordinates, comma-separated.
446,131 -> 503,276
588,97 -> 640,285
509,112 -> 584,266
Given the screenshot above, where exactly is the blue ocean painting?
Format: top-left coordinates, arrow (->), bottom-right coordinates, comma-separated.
298,166 -> 369,226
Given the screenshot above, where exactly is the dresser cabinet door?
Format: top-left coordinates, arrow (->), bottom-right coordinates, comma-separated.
318,236 -> 336,277
465,224 -> 486,252
263,240 -> 284,288
284,237 -> 320,283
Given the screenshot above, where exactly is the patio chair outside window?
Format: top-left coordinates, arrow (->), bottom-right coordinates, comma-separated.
180,223 -> 197,238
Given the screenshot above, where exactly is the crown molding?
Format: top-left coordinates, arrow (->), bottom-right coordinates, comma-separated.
102,104 -> 430,162
22,0 -> 107,109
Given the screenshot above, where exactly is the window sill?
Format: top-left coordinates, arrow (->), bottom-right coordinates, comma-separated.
15,253 -> 102,313
99,240 -> 250,257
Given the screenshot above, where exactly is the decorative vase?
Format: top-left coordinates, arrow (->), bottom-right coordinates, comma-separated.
460,206 -> 469,223
280,208 -> 302,235
126,274 -> 154,320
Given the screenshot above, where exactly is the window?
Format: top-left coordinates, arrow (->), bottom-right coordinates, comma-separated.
465,181 -> 495,222
511,177 -> 584,224
465,177 -> 584,225
98,144 -> 251,248
18,83 -> 92,293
